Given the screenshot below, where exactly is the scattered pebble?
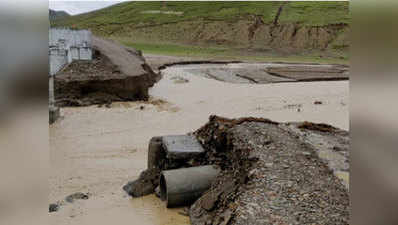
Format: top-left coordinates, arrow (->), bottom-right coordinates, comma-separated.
49,203 -> 59,213
314,101 -> 323,105
65,192 -> 90,203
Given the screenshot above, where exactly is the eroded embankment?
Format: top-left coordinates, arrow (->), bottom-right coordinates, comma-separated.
189,116 -> 349,225
126,19 -> 348,55
125,115 -> 349,225
54,37 -> 160,107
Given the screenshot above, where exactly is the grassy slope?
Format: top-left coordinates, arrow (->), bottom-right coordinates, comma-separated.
118,41 -> 347,65
53,2 -> 349,28
52,1 -> 350,64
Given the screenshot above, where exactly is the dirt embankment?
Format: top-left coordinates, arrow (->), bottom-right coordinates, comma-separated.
189,115 -> 349,225
54,37 -> 160,107
127,18 -> 349,54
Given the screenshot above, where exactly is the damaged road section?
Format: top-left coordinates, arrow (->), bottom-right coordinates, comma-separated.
124,115 -> 349,224
266,64 -> 349,82
54,36 -> 160,107
161,62 -> 349,84
190,116 -> 349,225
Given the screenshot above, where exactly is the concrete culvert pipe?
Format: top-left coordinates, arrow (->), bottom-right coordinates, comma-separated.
160,165 -> 220,208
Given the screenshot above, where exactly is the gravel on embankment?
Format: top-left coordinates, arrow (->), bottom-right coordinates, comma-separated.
190,116 -> 349,225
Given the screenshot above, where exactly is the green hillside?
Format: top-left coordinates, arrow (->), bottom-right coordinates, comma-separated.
52,1 -> 350,63
53,1 -> 349,28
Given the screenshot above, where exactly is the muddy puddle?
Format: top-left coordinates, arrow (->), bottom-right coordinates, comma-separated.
72,195 -> 190,225
50,194 -> 189,225
128,195 -> 190,225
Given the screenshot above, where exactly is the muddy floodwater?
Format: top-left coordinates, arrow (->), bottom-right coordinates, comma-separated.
50,62 -> 349,225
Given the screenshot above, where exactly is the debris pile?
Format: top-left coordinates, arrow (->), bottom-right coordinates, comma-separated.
123,135 -> 207,197
190,116 -> 349,225
124,115 -> 350,224
54,37 -> 160,107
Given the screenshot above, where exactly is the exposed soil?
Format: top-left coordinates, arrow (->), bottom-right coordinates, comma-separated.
189,115 -> 349,225
126,19 -> 349,56
54,37 -> 160,107
298,121 -> 338,132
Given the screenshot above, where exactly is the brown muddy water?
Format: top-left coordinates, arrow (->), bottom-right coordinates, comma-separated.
50,63 -> 349,225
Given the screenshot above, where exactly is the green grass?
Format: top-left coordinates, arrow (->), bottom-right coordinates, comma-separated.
120,40 -> 349,65
280,2 -> 350,25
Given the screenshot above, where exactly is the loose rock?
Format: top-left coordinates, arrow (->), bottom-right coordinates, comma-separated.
49,203 -> 59,213
314,100 -> 323,104
65,192 -> 89,203
123,168 -> 159,197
